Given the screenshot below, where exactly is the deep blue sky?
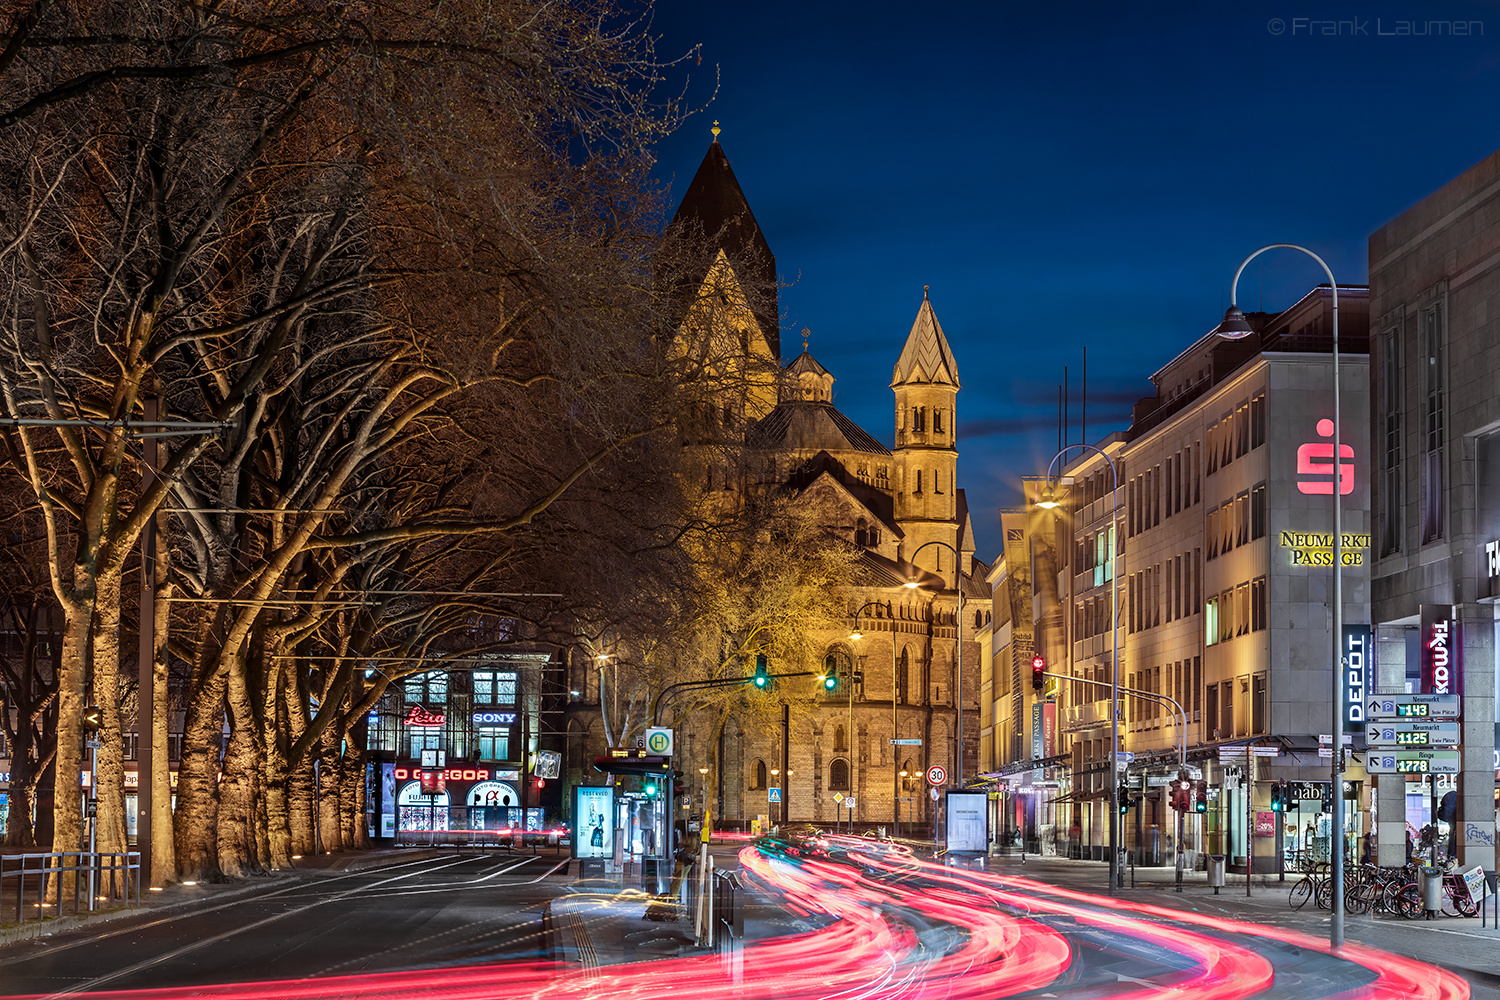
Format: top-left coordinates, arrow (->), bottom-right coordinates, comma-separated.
645,1 -> 1500,563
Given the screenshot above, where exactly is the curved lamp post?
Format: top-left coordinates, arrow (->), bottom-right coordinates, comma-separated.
1212,243 -> 1345,949
903,539 -> 966,787
1037,443 -> 1122,891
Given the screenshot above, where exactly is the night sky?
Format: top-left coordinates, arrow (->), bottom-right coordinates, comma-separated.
645,1 -> 1500,563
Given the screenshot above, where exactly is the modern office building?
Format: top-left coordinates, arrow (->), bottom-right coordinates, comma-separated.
1368,148 -> 1500,871
984,285 -> 1372,872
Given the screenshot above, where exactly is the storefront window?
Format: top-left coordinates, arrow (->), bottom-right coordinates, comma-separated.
477,727 -> 509,761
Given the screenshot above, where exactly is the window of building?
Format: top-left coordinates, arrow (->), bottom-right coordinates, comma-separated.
404,671 -> 448,706
1251,391 -> 1267,449
829,758 -> 850,791
474,670 -> 516,706
1205,596 -> 1218,646
1192,657 -> 1202,720
477,727 -> 509,761
1252,674 -> 1267,734
1235,583 -> 1250,636
1380,325 -> 1403,556
1236,491 -> 1250,547
1237,402 -> 1251,458
1207,423 -> 1219,474
1252,576 -> 1267,631
915,470 -> 923,494
934,409 -> 943,433
1421,304 -> 1445,544
751,759 -> 767,790
1206,506 -> 1220,560
898,649 -> 910,704
1128,478 -> 1137,537
1193,443 -> 1201,504
1221,682 -> 1234,738
1193,548 -> 1202,609
1206,682 -> 1219,736
408,729 -> 445,759
1251,482 -> 1267,540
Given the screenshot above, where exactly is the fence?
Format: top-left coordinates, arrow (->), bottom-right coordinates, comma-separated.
1,851 -> 141,924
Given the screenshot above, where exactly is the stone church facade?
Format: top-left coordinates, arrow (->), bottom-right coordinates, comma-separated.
565,135 -> 989,834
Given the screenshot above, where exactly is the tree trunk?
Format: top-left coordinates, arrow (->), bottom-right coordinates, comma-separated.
49,599 -> 92,900
317,729 -> 344,854
339,742 -> 366,850
4,745 -> 37,848
289,759 -> 315,857
91,570 -> 130,896
263,746 -> 294,869
149,577 -> 175,887
174,656 -> 226,881
217,658 -> 265,879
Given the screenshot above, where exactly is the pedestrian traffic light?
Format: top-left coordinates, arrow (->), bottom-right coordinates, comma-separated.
753,653 -> 770,690
1031,655 -> 1045,692
822,673 -> 838,691
1270,781 -> 1283,812
82,705 -> 103,730
1195,780 -> 1207,814
1118,781 -> 1132,814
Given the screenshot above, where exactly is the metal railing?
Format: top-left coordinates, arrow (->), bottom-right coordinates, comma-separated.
1,851 -> 141,923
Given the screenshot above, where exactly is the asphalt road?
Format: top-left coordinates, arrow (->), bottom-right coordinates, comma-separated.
0,844 -> 1493,1000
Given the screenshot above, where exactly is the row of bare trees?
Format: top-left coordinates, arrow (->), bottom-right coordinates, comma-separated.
0,0 -> 824,884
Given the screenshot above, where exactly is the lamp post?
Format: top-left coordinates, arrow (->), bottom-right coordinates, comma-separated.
1037,443 -> 1122,891
902,540 -> 966,789
1212,243 -> 1345,949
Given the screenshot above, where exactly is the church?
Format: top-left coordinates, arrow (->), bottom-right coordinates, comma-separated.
565,132 -> 990,835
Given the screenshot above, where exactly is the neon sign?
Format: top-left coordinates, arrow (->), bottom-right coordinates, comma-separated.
1420,604 -> 1459,695
394,767 -> 489,781
1296,419 -> 1354,495
1342,625 -> 1369,733
404,705 -> 446,727
472,711 -> 516,725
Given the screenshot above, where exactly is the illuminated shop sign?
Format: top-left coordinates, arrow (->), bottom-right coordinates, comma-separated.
393,767 -> 490,781
1420,604 -> 1460,695
472,711 -> 517,725
1342,625 -> 1370,734
1296,419 -> 1354,496
404,705 -> 446,727
1278,531 -> 1371,566
1484,540 -> 1500,598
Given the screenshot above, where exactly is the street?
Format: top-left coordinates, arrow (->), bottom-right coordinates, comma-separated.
0,840 -> 1492,1000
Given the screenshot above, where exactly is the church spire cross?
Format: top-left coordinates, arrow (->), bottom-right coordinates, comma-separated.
711,120 -> 721,141
802,327 -> 810,353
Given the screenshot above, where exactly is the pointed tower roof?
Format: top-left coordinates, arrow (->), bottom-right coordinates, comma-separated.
892,286 -> 959,388
669,129 -> 779,358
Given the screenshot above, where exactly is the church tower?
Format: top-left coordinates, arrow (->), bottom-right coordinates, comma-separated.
893,287 -> 963,581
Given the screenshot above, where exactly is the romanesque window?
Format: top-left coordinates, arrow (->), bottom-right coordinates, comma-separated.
751,759 -> 767,790
829,758 -> 850,790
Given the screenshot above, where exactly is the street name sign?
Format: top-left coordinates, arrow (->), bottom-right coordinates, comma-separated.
890,738 -> 923,746
1365,749 -> 1461,774
1366,694 -> 1460,720
1366,721 -> 1459,748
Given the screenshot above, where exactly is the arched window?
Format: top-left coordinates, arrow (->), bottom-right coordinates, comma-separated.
834,725 -> 847,753
751,759 -> 767,790
915,470 -> 923,493
898,649 -> 910,704
829,758 -> 850,791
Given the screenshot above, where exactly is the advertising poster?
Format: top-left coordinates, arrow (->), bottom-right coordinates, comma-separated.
574,784 -> 614,859
945,790 -> 989,854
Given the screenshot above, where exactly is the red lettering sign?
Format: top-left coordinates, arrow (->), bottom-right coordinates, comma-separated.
1296,419 -> 1354,496
404,705 -> 446,727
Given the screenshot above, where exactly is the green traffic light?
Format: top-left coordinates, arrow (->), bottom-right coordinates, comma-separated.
823,675 -> 837,691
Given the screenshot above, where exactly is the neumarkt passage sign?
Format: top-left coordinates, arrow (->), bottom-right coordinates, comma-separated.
1279,531 -> 1371,567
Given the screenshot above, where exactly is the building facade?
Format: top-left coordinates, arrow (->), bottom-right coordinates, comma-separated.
563,137 -> 990,836
984,286 -> 1372,872
1369,148 -> 1500,871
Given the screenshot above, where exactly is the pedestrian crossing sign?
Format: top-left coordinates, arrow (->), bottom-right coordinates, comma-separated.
768,787 -> 782,802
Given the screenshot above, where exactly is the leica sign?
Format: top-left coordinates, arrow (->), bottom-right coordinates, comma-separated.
1420,604 -> 1460,696
1296,419 -> 1354,496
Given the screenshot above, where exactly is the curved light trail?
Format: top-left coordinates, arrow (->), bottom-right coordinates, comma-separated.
1,835 -> 1470,1000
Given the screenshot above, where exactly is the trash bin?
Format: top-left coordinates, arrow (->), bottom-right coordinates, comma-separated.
1420,866 -> 1443,917
642,858 -> 668,895
1206,854 -> 1226,894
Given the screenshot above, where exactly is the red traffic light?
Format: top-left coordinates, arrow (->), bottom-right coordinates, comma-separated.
1031,656 -> 1045,692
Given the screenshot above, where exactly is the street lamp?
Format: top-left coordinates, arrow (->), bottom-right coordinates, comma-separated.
1212,243 -> 1346,949
1037,444 -> 1123,891
902,539 -> 966,789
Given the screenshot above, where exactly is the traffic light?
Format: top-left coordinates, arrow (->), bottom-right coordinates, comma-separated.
1195,779 -> 1207,814
1031,656 -> 1045,692
1168,779 -> 1183,812
1118,781 -> 1132,814
822,673 -> 838,691
753,653 -> 770,690
1270,781 -> 1283,812
82,705 -> 103,731
643,779 -> 659,799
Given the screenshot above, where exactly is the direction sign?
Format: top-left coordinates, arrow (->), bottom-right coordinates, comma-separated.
927,764 -> 947,785
1366,694 -> 1460,720
1366,721 -> 1459,748
1365,749 -> 1461,774
890,738 -> 923,746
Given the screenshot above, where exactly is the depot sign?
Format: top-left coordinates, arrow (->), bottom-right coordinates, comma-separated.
1420,604 -> 1461,696
1342,625 -> 1370,734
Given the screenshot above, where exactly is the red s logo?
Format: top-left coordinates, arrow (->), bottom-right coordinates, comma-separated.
1297,419 -> 1353,496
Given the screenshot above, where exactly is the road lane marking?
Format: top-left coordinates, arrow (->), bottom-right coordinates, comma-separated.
35,856 -> 475,998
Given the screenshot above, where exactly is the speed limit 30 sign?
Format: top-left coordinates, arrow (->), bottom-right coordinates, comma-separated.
926,764 -> 947,785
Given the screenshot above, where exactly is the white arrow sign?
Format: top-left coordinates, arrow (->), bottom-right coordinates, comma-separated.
1366,721 -> 1459,747
1366,749 -> 1461,774
1366,694 -> 1460,720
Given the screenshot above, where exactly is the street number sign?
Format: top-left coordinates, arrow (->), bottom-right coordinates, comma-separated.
1366,694 -> 1459,720
926,765 -> 947,786
1365,749 -> 1460,774
1366,721 -> 1459,748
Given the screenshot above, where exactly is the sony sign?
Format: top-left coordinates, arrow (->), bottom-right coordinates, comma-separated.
1420,604 -> 1460,696
1342,624 -> 1370,734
